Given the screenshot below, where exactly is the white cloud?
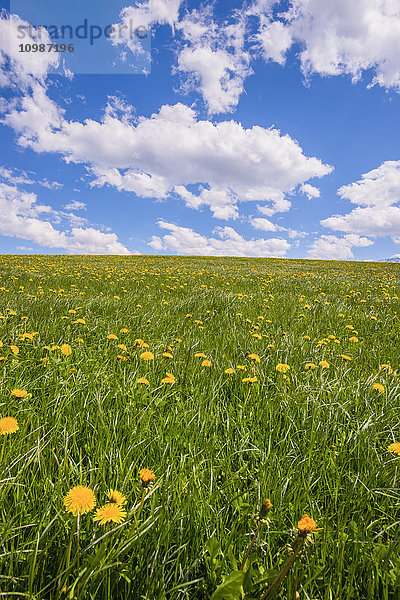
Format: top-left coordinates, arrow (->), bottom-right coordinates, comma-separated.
249,216 -> 279,232
307,233 -> 373,260
63,200 -> 86,211
322,161 -> 400,242
175,7 -> 252,114
0,181 -> 131,254
3,86 -> 332,219
254,0 -> 400,92
149,220 -> 290,256
0,12 -> 61,88
300,183 -> 320,199
109,0 -> 182,61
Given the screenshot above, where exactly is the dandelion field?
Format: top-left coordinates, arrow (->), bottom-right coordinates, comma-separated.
0,254 -> 400,600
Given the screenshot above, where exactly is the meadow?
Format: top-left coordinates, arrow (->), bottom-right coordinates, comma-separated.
0,254 -> 399,600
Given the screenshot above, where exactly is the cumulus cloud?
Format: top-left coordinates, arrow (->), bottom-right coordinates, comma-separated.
175,7 -> 252,114
254,0 -> 400,92
300,183 -> 320,199
322,161 -> 400,242
0,12 -> 62,88
307,233 -> 373,260
3,88 -> 332,219
149,220 -> 290,256
0,180 -> 131,254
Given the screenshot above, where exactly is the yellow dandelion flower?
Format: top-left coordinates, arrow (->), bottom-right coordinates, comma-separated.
349,337 -> 358,343
201,359 -> 211,367
117,344 -> 127,351
120,327 -> 130,333
242,376 -> 258,383
341,354 -> 352,361
372,383 -> 385,393
297,514 -> 317,535
194,352 -> 207,359
139,468 -> 155,487
106,489 -> 127,505
248,353 -> 260,363
63,486 -> 96,516
224,368 -> 235,374
134,338 -> 145,346
75,337 -> 84,344
107,334 -> 118,340
10,345 -> 19,355
162,352 -> 173,358
0,416 -> 19,435
305,363 -> 317,370
11,389 -> 27,398
93,503 -> 126,525
276,363 -> 290,374
388,442 -> 400,456
72,318 -> 86,324
319,360 -> 330,368
161,373 -> 175,384
237,365 -> 247,371
61,344 -> 72,356
137,377 -> 150,385
140,351 -> 154,361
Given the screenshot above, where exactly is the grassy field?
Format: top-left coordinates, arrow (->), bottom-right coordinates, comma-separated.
0,255 -> 399,600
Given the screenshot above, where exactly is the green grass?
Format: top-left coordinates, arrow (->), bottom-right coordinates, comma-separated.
0,255 -> 399,599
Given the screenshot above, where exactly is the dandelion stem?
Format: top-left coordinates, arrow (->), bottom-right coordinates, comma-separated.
136,488 -> 147,521
260,537 -> 305,600
240,521 -> 262,571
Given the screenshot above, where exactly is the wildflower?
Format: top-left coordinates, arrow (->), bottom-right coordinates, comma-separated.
194,352 -> 207,359
201,359 -> 211,367
162,352 -> 173,359
161,373 -> 175,384
106,489 -> 127,505
372,383 -> 385,393
0,416 -> 19,435
134,338 -> 145,346
120,327 -> 130,333
388,442 -> 400,456
11,389 -> 27,398
137,377 -> 150,385
237,365 -> 247,371
117,344 -> 127,351
75,337 -> 84,344
319,360 -> 330,368
242,376 -> 258,383
139,468 -> 155,487
72,319 -> 86,324
305,363 -> 317,370
63,486 -> 96,516
259,498 -> 273,520
276,363 -> 290,374
349,337 -> 358,343
248,353 -> 260,363
225,368 -> 235,374
140,351 -> 154,361
93,503 -> 126,525
297,514 -> 317,536
10,345 -> 19,355
107,334 -> 118,340
303,335 -> 310,340
61,344 -> 72,356
341,354 -> 352,361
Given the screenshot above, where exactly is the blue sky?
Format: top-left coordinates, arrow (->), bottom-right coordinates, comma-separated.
1,0 -> 400,259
